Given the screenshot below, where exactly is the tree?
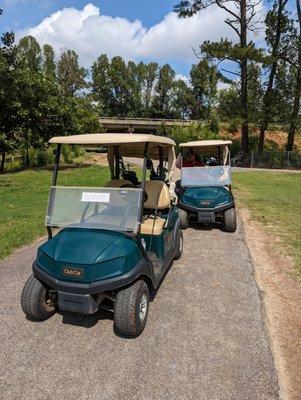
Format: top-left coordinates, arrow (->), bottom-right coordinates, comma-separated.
0,32 -> 21,173
91,54 -> 111,115
127,61 -> 146,117
273,61 -> 295,125
218,86 -> 241,120
257,0 -> 290,153
143,62 -> 158,116
247,62 -> 263,123
175,0 -> 263,154
58,49 -> 87,95
107,56 -> 131,116
152,64 -> 175,117
16,35 -> 42,72
190,59 -> 219,118
286,0 -> 301,151
170,79 -> 194,119
42,44 -> 56,79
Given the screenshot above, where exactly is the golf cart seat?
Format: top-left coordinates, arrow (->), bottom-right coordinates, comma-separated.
105,179 -> 133,188
141,181 -> 171,235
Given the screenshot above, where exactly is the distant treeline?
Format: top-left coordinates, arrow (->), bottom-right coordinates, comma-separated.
0,0 -> 300,172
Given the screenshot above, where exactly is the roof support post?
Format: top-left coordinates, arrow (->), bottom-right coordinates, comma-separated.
113,146 -> 120,179
52,144 -> 61,186
138,142 -> 149,225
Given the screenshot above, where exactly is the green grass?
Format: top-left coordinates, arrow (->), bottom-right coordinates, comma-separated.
0,166 -> 111,260
1,167 -> 300,278
233,171 -> 301,277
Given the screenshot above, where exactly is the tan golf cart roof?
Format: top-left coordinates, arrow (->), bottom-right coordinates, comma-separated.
49,133 -> 176,178
50,133 -> 174,147
179,140 -> 232,148
50,133 -> 174,155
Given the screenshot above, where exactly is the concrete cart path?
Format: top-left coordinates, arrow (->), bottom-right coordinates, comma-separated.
0,218 -> 279,400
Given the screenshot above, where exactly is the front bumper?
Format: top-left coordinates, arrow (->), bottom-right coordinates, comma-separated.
33,259 -> 152,315
178,199 -> 234,214
33,258 -> 151,295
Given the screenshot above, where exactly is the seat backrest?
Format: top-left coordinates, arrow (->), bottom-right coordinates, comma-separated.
144,180 -> 171,210
105,179 -> 133,188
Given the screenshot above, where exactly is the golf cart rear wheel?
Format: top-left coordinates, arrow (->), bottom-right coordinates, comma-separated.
224,207 -> 237,232
179,208 -> 189,229
114,280 -> 149,337
21,274 -> 56,321
174,229 -> 183,260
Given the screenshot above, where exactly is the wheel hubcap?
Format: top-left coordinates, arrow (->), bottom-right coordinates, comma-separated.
179,235 -> 183,253
139,293 -> 148,321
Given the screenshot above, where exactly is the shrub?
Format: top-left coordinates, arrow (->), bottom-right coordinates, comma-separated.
228,118 -> 240,133
206,113 -> 220,135
36,149 -> 54,166
61,145 -> 85,164
62,145 -> 74,164
168,123 -> 218,153
5,161 -> 22,172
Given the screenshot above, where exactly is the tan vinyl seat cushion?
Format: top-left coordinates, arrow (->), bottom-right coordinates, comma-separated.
105,179 -> 133,188
144,180 -> 171,209
140,217 -> 166,235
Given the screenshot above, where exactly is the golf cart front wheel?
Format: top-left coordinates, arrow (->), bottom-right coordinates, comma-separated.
224,207 -> 237,232
114,280 -> 149,337
174,229 -> 183,260
179,208 -> 189,229
21,274 -> 56,321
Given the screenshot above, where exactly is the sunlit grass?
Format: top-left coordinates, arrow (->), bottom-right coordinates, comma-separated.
0,166 -> 111,260
233,171 -> 301,277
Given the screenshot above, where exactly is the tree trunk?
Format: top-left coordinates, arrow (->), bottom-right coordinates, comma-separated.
286,61 -> 301,151
0,149 -> 5,174
258,0 -> 288,154
286,0 -> 301,151
240,0 -> 249,154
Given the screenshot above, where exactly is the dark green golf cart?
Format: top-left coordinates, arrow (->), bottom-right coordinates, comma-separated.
21,133 -> 183,337
175,140 -> 237,232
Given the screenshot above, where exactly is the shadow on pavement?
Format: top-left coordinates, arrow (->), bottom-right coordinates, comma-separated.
61,307 -> 113,328
188,221 -> 226,232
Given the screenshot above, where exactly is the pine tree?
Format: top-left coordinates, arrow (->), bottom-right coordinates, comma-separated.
175,0 -> 263,154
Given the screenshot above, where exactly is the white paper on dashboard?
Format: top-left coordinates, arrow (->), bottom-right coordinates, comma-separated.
81,192 -> 110,203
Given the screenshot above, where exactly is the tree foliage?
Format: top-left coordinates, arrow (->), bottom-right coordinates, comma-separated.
1,0 -> 301,172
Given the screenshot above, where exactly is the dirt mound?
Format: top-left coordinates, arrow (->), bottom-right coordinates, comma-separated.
219,129 -> 301,151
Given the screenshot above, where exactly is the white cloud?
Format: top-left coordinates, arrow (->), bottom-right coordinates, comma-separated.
217,81 -> 232,91
19,3 -> 235,67
175,74 -> 191,86
19,2 -> 265,68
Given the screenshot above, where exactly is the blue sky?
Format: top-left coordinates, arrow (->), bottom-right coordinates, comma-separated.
1,0 -> 176,31
0,1 -> 266,76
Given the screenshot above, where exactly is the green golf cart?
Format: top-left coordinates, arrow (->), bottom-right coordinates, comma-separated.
176,140 -> 237,232
21,133 -> 183,337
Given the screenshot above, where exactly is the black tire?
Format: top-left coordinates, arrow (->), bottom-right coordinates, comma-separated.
224,207 -> 237,232
21,274 -> 56,321
179,208 -> 189,230
174,229 -> 183,260
114,280 -> 149,337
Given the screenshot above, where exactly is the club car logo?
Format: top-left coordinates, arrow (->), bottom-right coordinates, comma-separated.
200,200 -> 211,206
62,267 -> 84,278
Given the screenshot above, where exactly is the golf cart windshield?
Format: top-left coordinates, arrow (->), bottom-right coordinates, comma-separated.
179,140 -> 232,187
45,186 -> 143,232
181,166 -> 231,187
